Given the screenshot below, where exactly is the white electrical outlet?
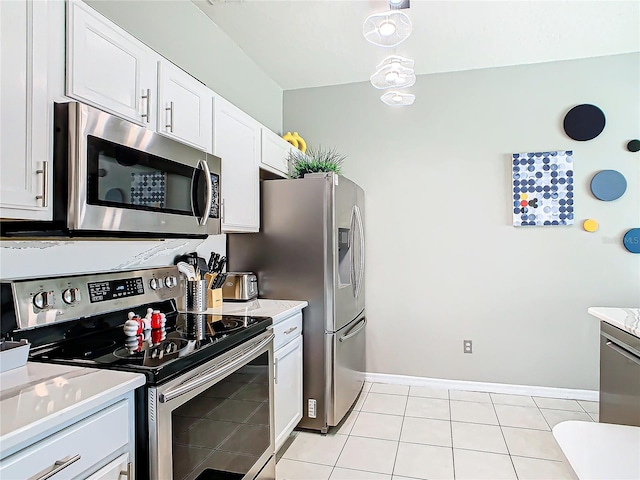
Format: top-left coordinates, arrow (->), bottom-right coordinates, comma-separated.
464,340 -> 473,353
308,399 -> 317,418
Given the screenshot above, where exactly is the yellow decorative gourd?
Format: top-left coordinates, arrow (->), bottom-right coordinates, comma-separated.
282,132 -> 299,149
291,132 -> 307,153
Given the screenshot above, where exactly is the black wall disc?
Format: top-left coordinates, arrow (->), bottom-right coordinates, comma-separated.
627,139 -> 640,152
563,104 -> 606,141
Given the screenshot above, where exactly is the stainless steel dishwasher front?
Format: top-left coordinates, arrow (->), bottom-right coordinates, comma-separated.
599,321 -> 640,427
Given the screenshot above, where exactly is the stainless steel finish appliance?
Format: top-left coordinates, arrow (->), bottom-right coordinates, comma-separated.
229,172 -> 365,432
1,268 -> 276,480
600,321 -> 640,427
223,273 -> 259,302
1,102 -> 221,238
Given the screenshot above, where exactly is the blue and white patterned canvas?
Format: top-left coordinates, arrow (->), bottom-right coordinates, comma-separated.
512,151 -> 574,227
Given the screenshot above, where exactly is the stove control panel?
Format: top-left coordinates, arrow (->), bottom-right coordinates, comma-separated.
5,266 -> 184,330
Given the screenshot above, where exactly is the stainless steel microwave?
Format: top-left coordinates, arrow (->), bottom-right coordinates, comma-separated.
2,102 -> 221,238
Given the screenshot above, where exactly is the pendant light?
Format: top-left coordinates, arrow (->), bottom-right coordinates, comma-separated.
363,11 -> 412,48
370,55 -> 416,89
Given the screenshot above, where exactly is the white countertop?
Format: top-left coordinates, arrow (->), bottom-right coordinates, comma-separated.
588,307 -> 640,338
553,420 -> 640,480
205,299 -> 308,325
0,362 -> 145,458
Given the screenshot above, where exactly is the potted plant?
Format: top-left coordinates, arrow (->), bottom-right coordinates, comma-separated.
286,145 -> 347,179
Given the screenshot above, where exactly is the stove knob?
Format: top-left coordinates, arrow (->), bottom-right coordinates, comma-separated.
149,278 -> 162,290
33,291 -> 55,309
62,288 -> 81,305
164,275 -> 178,288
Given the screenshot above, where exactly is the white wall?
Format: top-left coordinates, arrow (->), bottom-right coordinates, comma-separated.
284,53 -> 640,390
85,0 -> 283,132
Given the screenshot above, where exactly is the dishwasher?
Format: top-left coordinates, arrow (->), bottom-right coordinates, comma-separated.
599,321 -> 640,427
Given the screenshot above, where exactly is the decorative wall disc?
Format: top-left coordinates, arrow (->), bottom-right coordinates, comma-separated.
583,219 -> 599,232
623,228 -> 640,253
590,170 -> 627,201
627,139 -> 640,152
563,104 -> 606,141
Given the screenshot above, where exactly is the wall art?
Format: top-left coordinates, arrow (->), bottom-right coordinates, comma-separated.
590,170 -> 627,201
512,150 -> 574,226
563,104 -> 605,141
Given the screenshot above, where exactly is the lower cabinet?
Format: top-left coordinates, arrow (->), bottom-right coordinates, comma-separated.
274,328 -> 303,451
0,396 -> 135,479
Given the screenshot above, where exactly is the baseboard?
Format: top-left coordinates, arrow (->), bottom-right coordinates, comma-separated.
364,372 -> 599,402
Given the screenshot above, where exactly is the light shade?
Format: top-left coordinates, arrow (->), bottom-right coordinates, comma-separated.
370,55 -> 416,89
363,11 -> 412,48
381,91 -> 416,106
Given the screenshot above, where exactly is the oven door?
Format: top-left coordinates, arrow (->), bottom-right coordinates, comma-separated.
149,330 -> 275,480
59,101 -> 221,237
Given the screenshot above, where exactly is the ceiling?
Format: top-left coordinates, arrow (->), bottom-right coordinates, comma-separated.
193,0 -> 640,91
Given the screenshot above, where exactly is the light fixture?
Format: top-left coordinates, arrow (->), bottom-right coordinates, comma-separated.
370,55 -> 416,89
380,91 -> 415,106
363,11 -> 412,48
388,0 -> 410,10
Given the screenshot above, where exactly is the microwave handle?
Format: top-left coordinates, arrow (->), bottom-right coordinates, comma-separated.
193,159 -> 213,226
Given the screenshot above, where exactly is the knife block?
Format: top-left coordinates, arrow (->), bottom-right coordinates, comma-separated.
205,273 -> 223,308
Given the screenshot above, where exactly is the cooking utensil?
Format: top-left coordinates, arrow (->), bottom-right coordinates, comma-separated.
176,262 -> 196,281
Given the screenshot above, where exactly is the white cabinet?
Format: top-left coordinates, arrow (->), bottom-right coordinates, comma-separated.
0,0 -> 53,219
260,128 -> 291,177
214,96 -> 260,232
157,60 -> 213,153
273,312 -> 304,451
0,398 -> 134,480
66,0 -> 157,127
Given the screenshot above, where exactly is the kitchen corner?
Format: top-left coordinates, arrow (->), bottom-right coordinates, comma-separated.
206,299 -> 308,324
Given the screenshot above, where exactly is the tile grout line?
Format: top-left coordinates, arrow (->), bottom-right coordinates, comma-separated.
447,389 -> 458,480
490,392 -> 521,480
389,389 -> 409,477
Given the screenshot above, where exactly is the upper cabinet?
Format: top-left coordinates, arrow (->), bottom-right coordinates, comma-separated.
261,128 -> 291,177
0,0 -> 54,220
66,0 -> 157,127
214,97 -> 260,233
157,61 -> 213,153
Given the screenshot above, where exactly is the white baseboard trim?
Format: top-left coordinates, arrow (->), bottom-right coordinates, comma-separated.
364,372 -> 599,402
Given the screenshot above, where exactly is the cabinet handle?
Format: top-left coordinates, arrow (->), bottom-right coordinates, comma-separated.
274,357 -> 278,385
35,160 -> 48,208
141,89 -> 151,123
284,326 -> 298,335
120,462 -> 133,479
165,101 -> 174,132
221,198 -> 225,223
35,454 -> 81,480
605,341 -> 640,366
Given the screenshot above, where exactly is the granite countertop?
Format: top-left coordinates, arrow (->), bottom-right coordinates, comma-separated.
0,363 -> 145,458
587,307 -> 640,338
205,299 -> 308,325
553,420 -> 640,480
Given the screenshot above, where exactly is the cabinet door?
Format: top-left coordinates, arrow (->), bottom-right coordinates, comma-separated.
274,334 -> 303,451
86,453 -> 131,480
214,97 -> 260,232
260,128 -> 290,177
0,0 -> 52,219
157,60 -> 213,153
67,0 -> 157,126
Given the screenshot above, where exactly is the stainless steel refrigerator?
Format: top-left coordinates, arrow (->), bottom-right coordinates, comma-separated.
228,172 -> 366,432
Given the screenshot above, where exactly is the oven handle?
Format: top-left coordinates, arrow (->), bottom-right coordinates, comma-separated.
159,333 -> 274,403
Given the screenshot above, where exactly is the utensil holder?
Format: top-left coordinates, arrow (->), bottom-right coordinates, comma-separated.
182,279 -> 208,313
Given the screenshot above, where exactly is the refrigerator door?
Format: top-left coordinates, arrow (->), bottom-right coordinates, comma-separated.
332,174 -> 358,332
327,313 -> 366,427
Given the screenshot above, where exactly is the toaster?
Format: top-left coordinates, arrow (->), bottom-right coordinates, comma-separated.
222,272 -> 258,301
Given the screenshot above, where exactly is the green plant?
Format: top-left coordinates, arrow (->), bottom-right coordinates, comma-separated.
287,145 -> 346,178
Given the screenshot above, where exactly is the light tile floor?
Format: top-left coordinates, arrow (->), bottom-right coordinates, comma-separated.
276,382 -> 599,479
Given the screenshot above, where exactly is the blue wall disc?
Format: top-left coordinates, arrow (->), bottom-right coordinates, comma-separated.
623,228 -> 640,254
590,170 -> 627,201
627,139 -> 640,152
563,104 -> 606,141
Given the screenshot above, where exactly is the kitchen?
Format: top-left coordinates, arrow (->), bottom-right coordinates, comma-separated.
1,0 -> 639,479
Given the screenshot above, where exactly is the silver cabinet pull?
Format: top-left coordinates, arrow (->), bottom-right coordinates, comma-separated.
165,101 -> 174,132
35,454 -> 81,480
120,462 -> 133,478
605,341 -> 640,366
35,160 -> 48,207
221,198 -> 225,223
283,326 -> 298,335
141,89 -> 151,123
274,357 -> 279,385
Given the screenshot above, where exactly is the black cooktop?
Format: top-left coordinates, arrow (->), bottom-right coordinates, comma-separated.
28,311 -> 272,384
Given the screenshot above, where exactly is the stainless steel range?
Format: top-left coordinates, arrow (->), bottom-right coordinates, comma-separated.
0,267 -> 275,480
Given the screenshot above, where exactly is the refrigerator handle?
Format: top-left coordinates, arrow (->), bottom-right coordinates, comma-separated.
350,206 -> 357,297
354,205 -> 365,298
